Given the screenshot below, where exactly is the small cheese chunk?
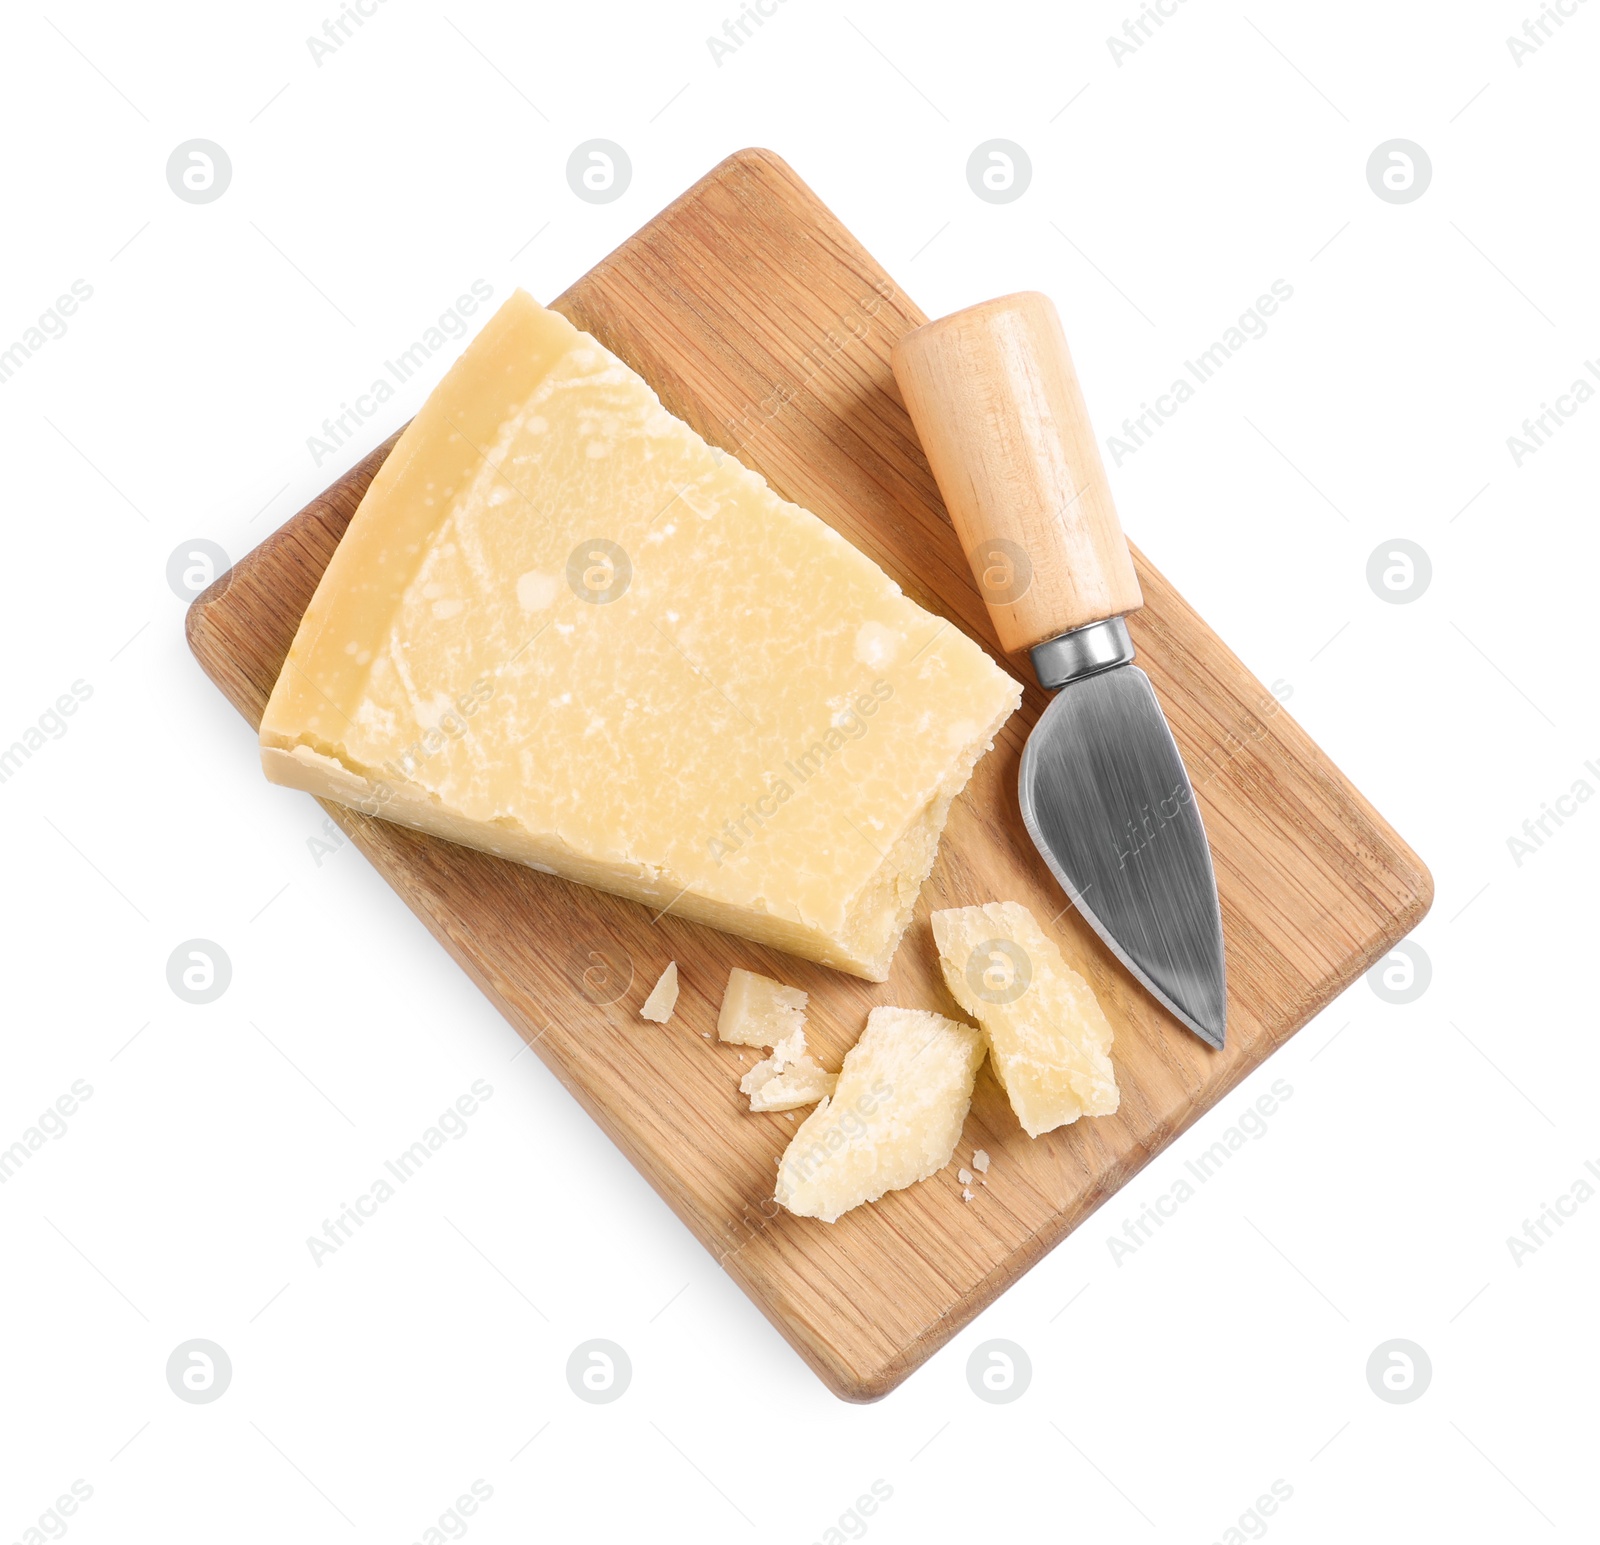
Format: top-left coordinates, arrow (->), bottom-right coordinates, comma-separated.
741,1054 -> 837,1112
717,967 -> 806,1048
972,1148 -> 990,1173
775,1006 -> 984,1223
639,961 -> 679,1023
258,291 -> 1021,981
932,901 -> 1118,1138
739,1027 -> 836,1111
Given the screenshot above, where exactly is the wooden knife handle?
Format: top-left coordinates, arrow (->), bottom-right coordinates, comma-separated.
891,291 -> 1142,656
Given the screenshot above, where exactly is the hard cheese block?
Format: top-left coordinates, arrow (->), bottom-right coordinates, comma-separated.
259,291 -> 1021,980
932,901 -> 1118,1137
775,1006 -> 985,1222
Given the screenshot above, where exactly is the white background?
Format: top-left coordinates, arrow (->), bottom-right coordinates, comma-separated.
2,1 -> 1596,1540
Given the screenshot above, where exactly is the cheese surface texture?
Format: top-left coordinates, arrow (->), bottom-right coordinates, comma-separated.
932,901 -> 1119,1137
259,291 -> 1020,980
775,1006 -> 984,1222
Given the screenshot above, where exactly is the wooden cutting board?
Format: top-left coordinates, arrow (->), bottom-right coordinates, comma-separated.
187,148 -> 1431,1401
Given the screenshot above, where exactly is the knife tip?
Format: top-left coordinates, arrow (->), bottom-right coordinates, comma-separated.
1171,998 -> 1226,1051
1170,959 -> 1227,1051
1139,975 -> 1227,1050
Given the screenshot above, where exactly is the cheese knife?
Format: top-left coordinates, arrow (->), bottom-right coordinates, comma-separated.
892,292 -> 1227,1047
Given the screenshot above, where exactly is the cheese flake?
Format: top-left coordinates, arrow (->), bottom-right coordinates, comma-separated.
639,961 -> 679,1023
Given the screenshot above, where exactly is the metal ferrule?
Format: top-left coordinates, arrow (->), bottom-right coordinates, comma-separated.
1029,616 -> 1136,690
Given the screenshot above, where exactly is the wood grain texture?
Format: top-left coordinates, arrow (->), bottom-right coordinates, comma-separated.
186,148 -> 1432,1401
892,291 -> 1143,650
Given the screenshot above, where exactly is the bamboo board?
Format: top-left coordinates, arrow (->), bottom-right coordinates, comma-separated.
186,148 -> 1432,1400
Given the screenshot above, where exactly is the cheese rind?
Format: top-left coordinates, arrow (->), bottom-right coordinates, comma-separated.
259,291 -> 1021,981
932,901 -> 1118,1137
774,1006 -> 984,1223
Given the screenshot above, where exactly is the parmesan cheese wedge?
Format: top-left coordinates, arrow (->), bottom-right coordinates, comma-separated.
258,291 -> 1021,981
639,961 -> 679,1023
716,967 -> 806,1048
932,901 -> 1118,1137
775,1006 -> 984,1222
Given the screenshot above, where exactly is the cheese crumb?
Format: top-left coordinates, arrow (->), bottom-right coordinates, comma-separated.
639,961 -> 679,1023
972,1149 -> 990,1173
958,1168 -> 973,1185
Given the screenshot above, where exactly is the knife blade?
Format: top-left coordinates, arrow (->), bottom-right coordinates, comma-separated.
891,292 -> 1226,1047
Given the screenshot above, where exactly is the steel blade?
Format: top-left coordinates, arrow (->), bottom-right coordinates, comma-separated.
1018,664 -> 1227,1047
